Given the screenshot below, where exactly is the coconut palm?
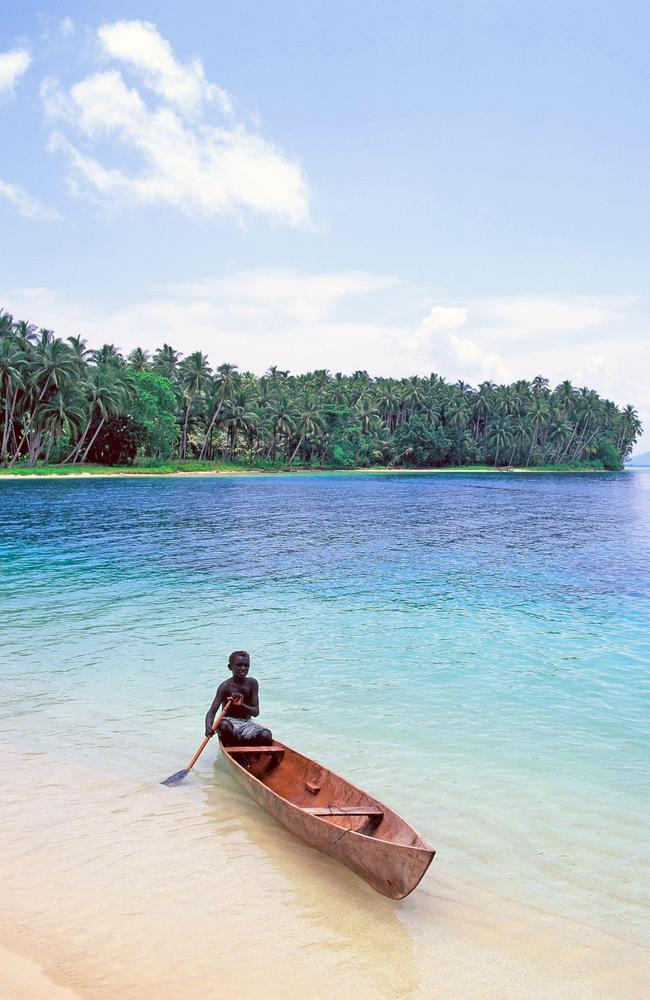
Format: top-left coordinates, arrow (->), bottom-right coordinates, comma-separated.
38,390 -> 86,464
289,395 -> 326,463
127,347 -> 151,371
152,344 -> 181,380
64,369 -> 130,464
221,388 -> 258,458
488,417 -> 513,467
178,352 -> 212,459
0,336 -> 25,464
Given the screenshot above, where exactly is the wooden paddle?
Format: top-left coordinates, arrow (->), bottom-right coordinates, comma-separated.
161,696 -> 234,786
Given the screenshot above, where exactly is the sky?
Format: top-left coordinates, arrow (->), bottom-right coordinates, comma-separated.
1,1 -> 648,446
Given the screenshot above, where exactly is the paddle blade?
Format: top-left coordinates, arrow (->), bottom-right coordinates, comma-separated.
160,768 -> 190,786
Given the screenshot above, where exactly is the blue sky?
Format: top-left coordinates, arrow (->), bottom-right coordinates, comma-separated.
1,1 -> 648,443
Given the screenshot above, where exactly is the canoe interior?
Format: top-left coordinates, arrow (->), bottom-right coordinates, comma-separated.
223,740 -> 430,851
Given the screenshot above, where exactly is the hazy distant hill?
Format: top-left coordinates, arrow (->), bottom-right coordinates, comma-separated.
626,451 -> 650,465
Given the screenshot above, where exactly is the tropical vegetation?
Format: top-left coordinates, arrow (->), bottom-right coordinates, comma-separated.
0,309 -> 641,471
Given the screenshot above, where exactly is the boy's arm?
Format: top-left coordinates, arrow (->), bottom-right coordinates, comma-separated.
240,678 -> 260,717
205,681 -> 228,736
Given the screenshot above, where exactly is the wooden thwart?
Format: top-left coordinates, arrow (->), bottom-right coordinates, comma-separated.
303,806 -> 384,817
226,746 -> 284,755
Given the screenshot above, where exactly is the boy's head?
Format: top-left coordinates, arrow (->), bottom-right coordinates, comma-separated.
228,650 -> 250,680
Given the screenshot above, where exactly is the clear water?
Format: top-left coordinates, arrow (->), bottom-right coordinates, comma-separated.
1,471 -> 648,939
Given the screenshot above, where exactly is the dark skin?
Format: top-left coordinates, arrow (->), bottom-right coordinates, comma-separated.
204,653 -> 260,738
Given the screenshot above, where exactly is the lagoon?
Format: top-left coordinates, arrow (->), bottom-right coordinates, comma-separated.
1,471 -> 649,997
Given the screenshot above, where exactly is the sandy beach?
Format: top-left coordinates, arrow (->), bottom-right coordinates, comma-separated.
0,466 -> 609,480
1,745 -> 647,1000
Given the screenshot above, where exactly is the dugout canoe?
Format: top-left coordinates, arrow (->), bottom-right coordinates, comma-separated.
219,737 -> 435,898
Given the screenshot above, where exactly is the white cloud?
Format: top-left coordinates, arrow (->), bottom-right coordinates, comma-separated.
0,179 -> 61,220
59,17 -> 74,37
98,19 -> 231,116
0,48 -> 31,95
42,21 -> 310,225
172,269 -> 398,323
476,295 -> 634,346
485,295 -> 619,332
402,303 -> 509,382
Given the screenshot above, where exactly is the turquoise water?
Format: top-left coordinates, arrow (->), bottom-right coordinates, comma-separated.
1,472 -> 648,937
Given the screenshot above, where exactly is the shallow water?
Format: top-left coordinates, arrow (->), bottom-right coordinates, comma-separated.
1,471 -> 649,947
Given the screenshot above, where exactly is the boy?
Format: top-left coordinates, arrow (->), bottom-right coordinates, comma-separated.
205,650 -> 273,746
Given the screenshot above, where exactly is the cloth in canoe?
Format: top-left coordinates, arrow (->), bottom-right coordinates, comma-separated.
218,715 -> 272,746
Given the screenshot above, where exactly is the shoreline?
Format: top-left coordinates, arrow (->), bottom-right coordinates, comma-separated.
0,465 -> 612,480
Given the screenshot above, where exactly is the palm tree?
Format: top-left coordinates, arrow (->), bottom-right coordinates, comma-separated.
91,344 -> 124,367
32,338 -> 77,399
221,388 -> 258,458
526,396 -> 550,467
67,335 -> 91,365
488,416 -> 513,467
9,339 -> 78,465
0,310 -> 14,338
548,420 -> 573,463
377,382 -> 403,431
38,390 -> 85,464
265,391 -> 295,460
531,375 -> 550,397
0,336 -> 24,464
13,319 -> 38,347
177,352 -> 212,459
64,369 -> 130,464
617,404 -> 642,458
289,395 -> 326,463
152,344 -> 181,380
198,363 -> 239,460
355,395 -> 380,435
128,347 -> 151,371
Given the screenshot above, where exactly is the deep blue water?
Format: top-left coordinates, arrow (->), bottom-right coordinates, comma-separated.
1,471 -> 648,934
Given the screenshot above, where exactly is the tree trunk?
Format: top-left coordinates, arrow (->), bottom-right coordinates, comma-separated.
80,416 -> 106,464
1,379 -> 14,464
27,431 -> 43,467
526,422 -> 538,468
199,404 -> 222,460
558,424 -> 578,464
64,415 -> 93,464
289,435 -> 304,464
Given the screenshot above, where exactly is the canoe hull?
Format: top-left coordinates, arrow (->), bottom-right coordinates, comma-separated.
220,740 -> 434,899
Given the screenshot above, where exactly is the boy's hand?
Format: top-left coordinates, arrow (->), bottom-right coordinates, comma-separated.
205,727 -> 215,738
231,694 -> 244,705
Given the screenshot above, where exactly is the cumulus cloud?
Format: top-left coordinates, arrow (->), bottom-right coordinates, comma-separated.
402,303 -> 509,382
0,179 -> 61,220
42,21 -> 310,225
0,48 -> 31,95
172,269 -> 398,324
98,19 -> 231,116
475,295 -> 634,347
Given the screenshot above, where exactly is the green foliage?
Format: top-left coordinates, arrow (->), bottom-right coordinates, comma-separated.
130,371 -> 178,459
0,306 -> 643,471
594,436 -> 623,471
87,416 -> 146,466
392,417 -> 452,466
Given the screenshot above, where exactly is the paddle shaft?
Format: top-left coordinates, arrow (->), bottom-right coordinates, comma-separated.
185,697 -> 234,771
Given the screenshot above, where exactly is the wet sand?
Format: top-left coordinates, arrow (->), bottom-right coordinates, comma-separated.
1,745 -> 647,1000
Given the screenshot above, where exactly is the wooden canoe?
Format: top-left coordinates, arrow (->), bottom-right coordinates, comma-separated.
219,738 -> 435,899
